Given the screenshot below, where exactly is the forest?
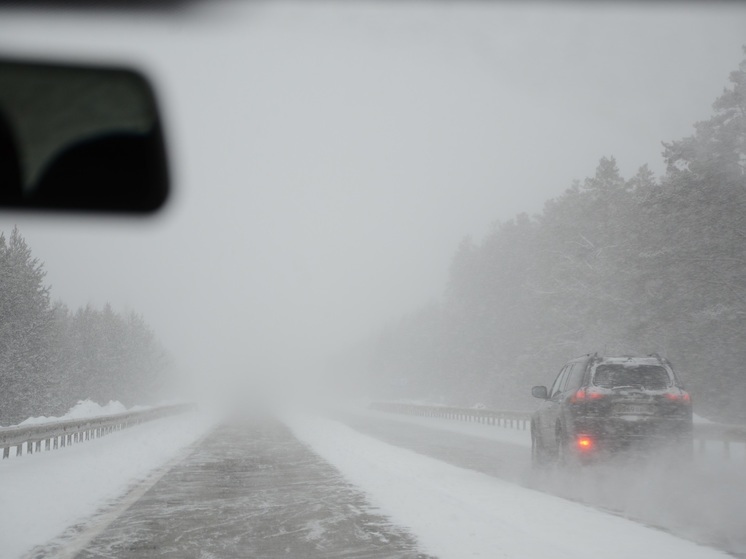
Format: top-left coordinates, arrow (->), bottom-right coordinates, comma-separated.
0,227 -> 170,426
360,50 -> 746,423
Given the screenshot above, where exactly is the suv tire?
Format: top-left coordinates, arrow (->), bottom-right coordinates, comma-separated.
531,425 -> 550,468
556,425 -> 577,468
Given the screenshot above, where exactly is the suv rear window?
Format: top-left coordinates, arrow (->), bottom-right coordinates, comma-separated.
592,364 -> 671,390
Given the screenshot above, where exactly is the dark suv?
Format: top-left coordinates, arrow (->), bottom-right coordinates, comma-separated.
530,354 -> 693,465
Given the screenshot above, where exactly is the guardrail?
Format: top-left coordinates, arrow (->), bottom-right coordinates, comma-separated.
693,421 -> 746,460
370,402 -> 531,430
370,401 -> 746,460
0,403 -> 197,460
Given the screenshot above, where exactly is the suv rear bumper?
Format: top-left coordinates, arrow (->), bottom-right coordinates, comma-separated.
572,415 -> 692,453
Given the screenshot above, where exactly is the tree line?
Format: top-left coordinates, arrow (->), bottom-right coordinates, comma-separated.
357,49 -> 746,423
0,227 -> 170,426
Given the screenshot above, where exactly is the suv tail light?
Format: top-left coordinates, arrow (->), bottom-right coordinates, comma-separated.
664,388 -> 691,404
570,387 -> 605,403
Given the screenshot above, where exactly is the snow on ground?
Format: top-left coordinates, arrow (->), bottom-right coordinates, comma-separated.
285,413 -> 729,559
0,408 -> 217,559
15,399 -> 133,427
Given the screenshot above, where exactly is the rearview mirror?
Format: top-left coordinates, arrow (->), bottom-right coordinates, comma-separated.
531,385 -> 548,399
0,58 -> 169,213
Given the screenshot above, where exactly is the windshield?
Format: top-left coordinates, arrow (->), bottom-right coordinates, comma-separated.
0,2 -> 745,559
592,364 -> 672,390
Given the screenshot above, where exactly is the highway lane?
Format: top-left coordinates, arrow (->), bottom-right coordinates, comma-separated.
36,415 -> 433,559
332,408 -> 746,557
29,408 -> 746,558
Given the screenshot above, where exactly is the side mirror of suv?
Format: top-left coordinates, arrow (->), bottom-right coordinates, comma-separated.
531,385 -> 548,399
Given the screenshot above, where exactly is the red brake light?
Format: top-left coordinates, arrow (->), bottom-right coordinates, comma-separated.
571,388 -> 604,403
664,389 -> 691,403
576,435 -> 594,451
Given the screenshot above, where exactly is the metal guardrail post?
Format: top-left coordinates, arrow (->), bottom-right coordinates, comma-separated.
692,422 -> 746,461
371,402 -> 532,432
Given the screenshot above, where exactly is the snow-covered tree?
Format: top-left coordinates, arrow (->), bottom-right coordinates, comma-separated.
361,49 -> 746,421
0,228 -> 172,425
0,226 -> 53,424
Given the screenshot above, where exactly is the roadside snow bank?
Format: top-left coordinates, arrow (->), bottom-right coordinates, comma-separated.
0,408 -> 217,559
285,414 -> 727,559
17,399 -> 134,426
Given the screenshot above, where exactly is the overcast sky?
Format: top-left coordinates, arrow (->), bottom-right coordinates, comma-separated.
0,1 -> 745,398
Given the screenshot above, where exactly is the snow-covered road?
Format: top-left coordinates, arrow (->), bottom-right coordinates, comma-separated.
286,411 -> 731,559
325,406 -> 746,556
0,404 -> 741,558
37,415 -> 431,559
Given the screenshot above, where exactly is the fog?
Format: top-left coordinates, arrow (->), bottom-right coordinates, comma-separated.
1,1 -> 745,407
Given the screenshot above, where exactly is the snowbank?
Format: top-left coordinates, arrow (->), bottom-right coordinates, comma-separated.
17,399 -> 134,426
